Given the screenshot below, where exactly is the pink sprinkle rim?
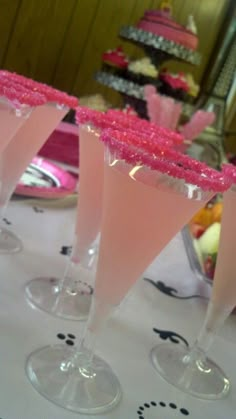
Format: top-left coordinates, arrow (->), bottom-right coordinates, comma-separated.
0,70 -> 78,108
75,106 -> 183,145
106,109 -> 184,144
101,128 -> 231,193
0,76 -> 46,106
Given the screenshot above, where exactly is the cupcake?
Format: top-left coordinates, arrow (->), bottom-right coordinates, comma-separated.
158,69 -> 189,100
127,57 -> 159,86
102,46 -> 129,76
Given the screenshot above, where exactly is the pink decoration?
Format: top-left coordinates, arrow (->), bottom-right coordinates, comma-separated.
101,128 -> 231,192
144,86 -> 215,138
38,122 -> 79,167
143,84 -> 156,97
170,102 -> 182,131
180,110 -> 215,141
0,70 -> 78,108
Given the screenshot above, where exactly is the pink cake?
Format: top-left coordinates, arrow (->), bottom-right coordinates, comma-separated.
136,7 -> 198,51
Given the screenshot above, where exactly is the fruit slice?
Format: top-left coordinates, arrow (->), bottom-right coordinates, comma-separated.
198,222 -> 221,255
189,223 -> 206,239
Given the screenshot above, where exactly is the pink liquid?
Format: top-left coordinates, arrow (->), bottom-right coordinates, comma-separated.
0,104 -> 68,205
75,125 -> 104,255
0,98 -> 28,154
95,162 -> 212,305
211,188 -> 236,308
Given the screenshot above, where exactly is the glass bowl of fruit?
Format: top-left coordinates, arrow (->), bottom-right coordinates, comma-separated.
182,196 -> 222,285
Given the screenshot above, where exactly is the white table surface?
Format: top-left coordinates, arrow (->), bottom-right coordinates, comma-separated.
1,196 -> 236,419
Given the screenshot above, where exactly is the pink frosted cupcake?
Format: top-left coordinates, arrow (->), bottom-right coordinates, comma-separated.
158,69 -> 189,100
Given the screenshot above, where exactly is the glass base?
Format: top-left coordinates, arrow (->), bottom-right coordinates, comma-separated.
25,277 -> 92,321
150,343 -> 230,400
0,227 -> 23,254
26,345 -> 122,414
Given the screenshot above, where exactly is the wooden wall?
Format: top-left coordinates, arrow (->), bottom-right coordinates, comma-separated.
0,0 -> 230,105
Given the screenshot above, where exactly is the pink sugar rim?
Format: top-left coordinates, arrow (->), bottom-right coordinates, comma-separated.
75,106 -> 183,145
106,109 -> 184,144
76,106 -> 172,147
101,129 -> 231,192
0,70 -> 78,108
104,129 -> 214,175
0,77 -> 46,106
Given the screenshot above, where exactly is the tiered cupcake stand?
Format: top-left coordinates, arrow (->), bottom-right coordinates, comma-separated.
95,24 -> 201,119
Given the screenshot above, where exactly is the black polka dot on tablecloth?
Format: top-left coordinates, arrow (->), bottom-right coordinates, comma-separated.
180,408 -> 190,416
57,332 -> 76,346
3,217 -> 11,225
136,400 -> 190,417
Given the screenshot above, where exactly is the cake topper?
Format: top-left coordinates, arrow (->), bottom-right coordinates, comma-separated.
160,0 -> 173,15
186,15 -> 197,34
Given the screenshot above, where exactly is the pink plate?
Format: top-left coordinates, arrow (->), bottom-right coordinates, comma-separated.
15,157 -> 77,199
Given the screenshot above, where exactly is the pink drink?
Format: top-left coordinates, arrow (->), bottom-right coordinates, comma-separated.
0,104 -> 68,205
0,98 -> 28,154
74,125 -> 104,257
95,160 -> 212,305
211,187 -> 236,308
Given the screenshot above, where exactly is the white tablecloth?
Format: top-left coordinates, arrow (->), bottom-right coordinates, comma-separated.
1,197 -> 236,419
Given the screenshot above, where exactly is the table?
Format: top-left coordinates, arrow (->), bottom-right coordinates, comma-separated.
1,196 -> 236,419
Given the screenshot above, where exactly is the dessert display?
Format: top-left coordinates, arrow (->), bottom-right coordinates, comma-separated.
95,0 -> 201,119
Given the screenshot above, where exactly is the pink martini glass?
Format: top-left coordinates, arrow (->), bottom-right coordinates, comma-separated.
25,107 -> 105,320
0,71 -> 78,253
150,164 -> 236,400
0,79 -> 46,253
25,129 -> 230,414
24,106 -> 182,321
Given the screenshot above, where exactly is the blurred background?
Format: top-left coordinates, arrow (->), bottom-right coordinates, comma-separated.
1,0 -> 235,148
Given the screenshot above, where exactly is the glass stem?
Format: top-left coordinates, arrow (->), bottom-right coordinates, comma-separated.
0,203 -> 8,231
188,301 -> 233,364
59,234 -> 98,294
178,301 -> 233,389
72,297 -> 115,370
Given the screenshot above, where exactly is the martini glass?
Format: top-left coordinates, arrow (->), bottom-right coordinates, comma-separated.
25,122 -> 104,320
0,78 -> 46,253
0,71 -> 78,253
24,106 -> 183,320
150,164 -> 236,400
25,128 -> 229,414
